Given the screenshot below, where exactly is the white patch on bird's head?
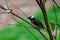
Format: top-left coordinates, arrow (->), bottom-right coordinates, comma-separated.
5,9 -> 11,13
5,9 -> 13,13
30,16 -> 34,19
28,16 -> 35,20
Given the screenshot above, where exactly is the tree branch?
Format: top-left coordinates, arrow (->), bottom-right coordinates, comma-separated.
52,0 -> 60,9
36,0 -> 54,40
37,29 -> 48,40
52,2 -> 58,40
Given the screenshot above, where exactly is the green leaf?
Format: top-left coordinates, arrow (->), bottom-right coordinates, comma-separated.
56,24 -> 60,30
44,0 -> 47,3
50,21 -> 56,31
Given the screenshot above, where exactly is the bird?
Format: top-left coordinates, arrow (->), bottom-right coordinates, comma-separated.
28,16 -> 45,29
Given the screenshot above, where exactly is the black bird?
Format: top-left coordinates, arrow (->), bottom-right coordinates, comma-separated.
28,16 -> 45,29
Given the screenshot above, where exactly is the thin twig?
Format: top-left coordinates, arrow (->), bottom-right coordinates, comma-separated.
36,0 -> 43,10
4,0 -> 9,9
37,29 -> 48,40
24,26 -> 39,40
11,12 -> 35,28
0,5 -> 6,10
52,0 -> 60,9
52,2 -> 58,40
8,0 -> 28,17
36,0 -> 54,40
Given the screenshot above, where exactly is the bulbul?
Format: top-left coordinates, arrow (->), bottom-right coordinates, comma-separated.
28,16 -> 45,29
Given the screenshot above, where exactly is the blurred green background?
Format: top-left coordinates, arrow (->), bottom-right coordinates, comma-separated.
0,4 -> 60,40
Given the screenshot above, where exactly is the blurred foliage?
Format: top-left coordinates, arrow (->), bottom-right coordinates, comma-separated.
44,0 -> 47,3
50,21 -> 56,32
0,3 -> 60,40
56,24 -> 60,30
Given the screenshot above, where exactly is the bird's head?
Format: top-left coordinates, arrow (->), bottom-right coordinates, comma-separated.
27,16 -> 35,20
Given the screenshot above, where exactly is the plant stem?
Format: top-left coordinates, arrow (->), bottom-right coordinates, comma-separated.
52,0 -> 60,9
37,29 -> 48,40
0,5 -> 6,10
36,0 -> 54,40
53,2 -> 58,40
24,26 -> 39,40
8,0 -> 28,17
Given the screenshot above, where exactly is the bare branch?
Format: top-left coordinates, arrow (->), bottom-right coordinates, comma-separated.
52,0 -> 60,9
52,2 -> 58,40
8,0 -> 28,17
36,0 -> 54,40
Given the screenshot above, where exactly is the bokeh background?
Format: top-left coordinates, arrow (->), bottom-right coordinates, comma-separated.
0,0 -> 60,40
